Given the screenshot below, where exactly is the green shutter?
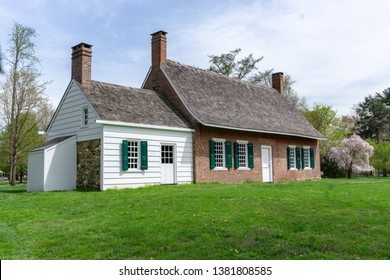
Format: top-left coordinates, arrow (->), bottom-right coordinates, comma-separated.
310,147 -> 315,169
140,141 -> 148,170
287,147 -> 291,170
248,143 -> 254,169
301,148 -> 305,170
295,147 -> 301,170
225,141 -> 232,169
209,140 -> 216,169
234,142 -> 239,169
122,140 -> 129,171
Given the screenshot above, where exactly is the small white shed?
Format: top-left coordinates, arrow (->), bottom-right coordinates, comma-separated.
0,170 -> 6,180
27,136 -> 77,192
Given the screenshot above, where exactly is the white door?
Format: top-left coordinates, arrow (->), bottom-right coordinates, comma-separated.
161,145 -> 176,184
261,146 -> 273,182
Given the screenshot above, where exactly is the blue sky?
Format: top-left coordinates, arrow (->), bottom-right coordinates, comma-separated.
1,0 -> 390,115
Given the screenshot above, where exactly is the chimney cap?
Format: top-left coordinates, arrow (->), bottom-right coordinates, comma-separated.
71,42 -> 93,50
150,30 -> 168,37
272,72 -> 284,77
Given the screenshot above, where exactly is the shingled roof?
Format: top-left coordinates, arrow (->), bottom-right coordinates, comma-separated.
78,80 -> 191,129
161,60 -> 326,140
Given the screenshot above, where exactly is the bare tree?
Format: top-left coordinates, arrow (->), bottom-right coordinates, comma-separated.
0,22 -> 51,185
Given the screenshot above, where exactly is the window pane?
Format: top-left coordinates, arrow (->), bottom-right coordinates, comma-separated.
303,148 -> 310,168
238,143 -> 247,168
289,148 -> 296,169
128,141 -> 138,169
214,141 -> 224,168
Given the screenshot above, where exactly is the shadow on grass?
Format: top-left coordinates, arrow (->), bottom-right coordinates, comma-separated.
0,183 -> 27,194
0,189 -> 26,193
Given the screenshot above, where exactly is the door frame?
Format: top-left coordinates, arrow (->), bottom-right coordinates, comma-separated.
160,143 -> 177,185
261,145 -> 273,183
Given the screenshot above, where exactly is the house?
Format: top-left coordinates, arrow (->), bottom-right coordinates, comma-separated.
27,31 -> 325,192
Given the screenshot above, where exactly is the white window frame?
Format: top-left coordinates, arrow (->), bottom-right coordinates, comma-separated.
81,107 -> 88,127
213,138 -> 227,170
302,146 -> 311,170
127,140 -> 140,170
289,145 -> 297,170
236,140 -> 250,170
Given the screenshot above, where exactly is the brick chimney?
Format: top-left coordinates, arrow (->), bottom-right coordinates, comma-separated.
71,43 -> 92,84
151,30 -> 167,67
272,72 -> 284,95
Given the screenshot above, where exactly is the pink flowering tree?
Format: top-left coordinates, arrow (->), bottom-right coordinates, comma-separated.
329,134 -> 374,178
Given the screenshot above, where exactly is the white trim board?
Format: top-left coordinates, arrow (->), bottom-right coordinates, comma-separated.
96,120 -> 195,133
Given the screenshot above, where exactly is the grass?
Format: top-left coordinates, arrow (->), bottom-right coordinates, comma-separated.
0,178 -> 389,260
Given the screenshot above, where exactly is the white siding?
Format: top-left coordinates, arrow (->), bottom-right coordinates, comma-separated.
27,151 -> 44,192
46,81 -> 101,142
43,137 -> 77,191
102,124 -> 193,190
27,136 -> 77,192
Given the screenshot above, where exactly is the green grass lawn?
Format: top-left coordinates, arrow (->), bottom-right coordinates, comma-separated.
0,178 -> 389,260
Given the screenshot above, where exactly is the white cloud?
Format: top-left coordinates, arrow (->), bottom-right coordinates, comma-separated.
170,0 -> 390,115
2,0 -> 390,115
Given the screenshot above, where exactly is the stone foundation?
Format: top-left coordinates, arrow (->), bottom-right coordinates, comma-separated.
77,139 -> 100,190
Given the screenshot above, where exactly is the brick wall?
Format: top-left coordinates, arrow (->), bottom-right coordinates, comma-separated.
193,125 -> 321,183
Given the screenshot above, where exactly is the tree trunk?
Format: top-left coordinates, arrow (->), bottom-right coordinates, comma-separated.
9,49 -> 19,186
9,151 -> 17,186
347,169 -> 353,179
347,162 -> 353,179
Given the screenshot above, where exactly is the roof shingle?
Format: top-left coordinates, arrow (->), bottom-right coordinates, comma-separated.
78,81 -> 191,129
161,60 -> 325,139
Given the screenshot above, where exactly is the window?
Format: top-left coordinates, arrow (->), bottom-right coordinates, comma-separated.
234,141 -> 254,169
287,146 -> 300,170
214,140 -> 224,168
209,139 -> 232,169
128,141 -> 139,169
82,107 -> 88,126
237,142 -> 248,168
161,145 -> 174,164
122,140 -> 148,171
302,147 -> 310,169
303,146 -> 315,169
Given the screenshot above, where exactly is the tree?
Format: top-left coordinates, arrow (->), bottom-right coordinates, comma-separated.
329,134 -> 374,179
301,103 -> 357,177
367,140 -> 390,177
250,71 -> 307,111
0,22 -> 51,185
208,48 -> 263,80
208,49 -> 307,110
301,104 -> 356,152
354,88 -> 390,141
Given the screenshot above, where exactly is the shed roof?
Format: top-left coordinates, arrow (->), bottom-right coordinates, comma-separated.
161,60 -> 326,140
31,135 -> 75,151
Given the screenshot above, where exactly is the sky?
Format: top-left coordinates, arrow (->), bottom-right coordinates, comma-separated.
1,0 -> 390,116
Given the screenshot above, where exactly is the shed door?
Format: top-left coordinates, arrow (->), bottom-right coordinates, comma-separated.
261,146 -> 273,182
161,145 -> 176,184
